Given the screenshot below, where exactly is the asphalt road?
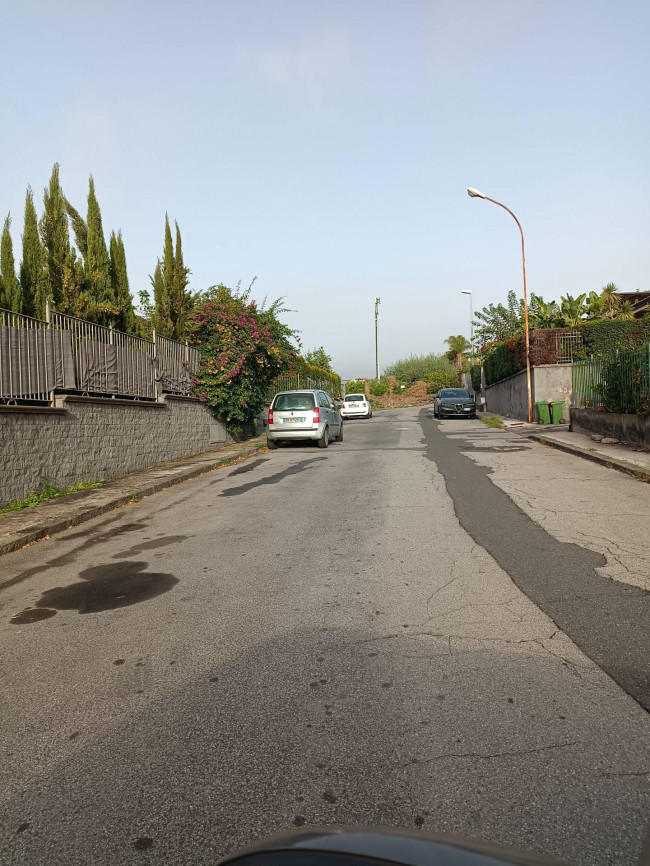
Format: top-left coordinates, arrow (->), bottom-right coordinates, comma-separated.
0,408 -> 648,866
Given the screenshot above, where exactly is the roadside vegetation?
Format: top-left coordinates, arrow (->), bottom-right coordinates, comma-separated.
0,480 -> 103,515
479,414 -> 505,429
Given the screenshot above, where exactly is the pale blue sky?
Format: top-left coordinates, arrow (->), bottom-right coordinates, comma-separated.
2,0 -> 649,377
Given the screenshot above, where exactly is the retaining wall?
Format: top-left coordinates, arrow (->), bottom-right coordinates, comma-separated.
0,395 -> 228,507
570,408 -> 649,448
484,364 -> 573,422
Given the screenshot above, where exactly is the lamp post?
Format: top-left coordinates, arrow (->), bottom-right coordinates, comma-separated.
467,188 -> 532,423
461,290 -> 473,363
374,297 -> 381,381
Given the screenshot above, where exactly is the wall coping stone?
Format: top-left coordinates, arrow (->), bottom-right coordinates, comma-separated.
58,395 -> 165,409
0,405 -> 67,415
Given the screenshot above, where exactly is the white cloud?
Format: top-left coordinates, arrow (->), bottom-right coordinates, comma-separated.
257,25 -> 353,87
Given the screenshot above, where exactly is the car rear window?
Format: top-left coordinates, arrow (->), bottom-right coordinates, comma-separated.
273,393 -> 316,411
345,394 -> 365,401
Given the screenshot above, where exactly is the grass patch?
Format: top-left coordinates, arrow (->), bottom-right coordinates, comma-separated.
479,414 -> 505,429
0,480 -> 103,516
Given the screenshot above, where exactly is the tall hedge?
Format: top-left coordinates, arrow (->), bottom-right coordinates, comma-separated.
577,316 -> 650,357
483,337 -> 526,386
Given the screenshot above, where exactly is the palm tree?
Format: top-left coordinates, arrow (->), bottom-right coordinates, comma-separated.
614,300 -> 635,321
600,282 -> 621,319
445,335 -> 472,370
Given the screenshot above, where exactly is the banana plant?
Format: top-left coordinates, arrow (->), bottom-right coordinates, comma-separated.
558,293 -> 587,327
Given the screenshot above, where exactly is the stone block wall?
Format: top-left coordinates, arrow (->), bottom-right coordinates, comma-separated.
0,395 -> 228,507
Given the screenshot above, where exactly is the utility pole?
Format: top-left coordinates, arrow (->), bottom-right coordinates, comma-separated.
374,297 -> 381,380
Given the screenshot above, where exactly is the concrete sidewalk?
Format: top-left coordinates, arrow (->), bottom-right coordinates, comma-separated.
0,437 -> 266,558
494,415 -> 650,479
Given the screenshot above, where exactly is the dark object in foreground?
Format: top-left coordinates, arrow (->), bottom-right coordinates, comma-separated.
218,827 -> 568,866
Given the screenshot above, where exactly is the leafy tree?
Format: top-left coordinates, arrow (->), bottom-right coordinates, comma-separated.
109,230 -> 136,333
445,335 -> 471,369
304,346 -> 332,371
0,214 -> 21,312
39,163 -> 70,310
473,290 -> 527,344
20,186 -> 47,318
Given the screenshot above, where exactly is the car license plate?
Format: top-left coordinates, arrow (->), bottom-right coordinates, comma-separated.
350,402 -> 359,407
283,417 -> 303,423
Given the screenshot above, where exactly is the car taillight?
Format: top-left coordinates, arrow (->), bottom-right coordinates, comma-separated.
342,403 -> 347,409
268,409 -> 274,425
362,402 -> 366,408
313,407 -> 320,424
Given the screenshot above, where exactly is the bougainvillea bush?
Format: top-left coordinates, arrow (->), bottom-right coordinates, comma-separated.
190,285 -> 297,431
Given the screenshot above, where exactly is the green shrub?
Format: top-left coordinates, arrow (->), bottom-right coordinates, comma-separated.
384,353 -> 457,385
425,370 -> 460,394
345,379 -> 366,393
602,350 -> 649,413
369,379 -> 389,396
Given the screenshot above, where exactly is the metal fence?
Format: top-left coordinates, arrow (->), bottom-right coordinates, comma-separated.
51,310 -> 158,399
1,306 -> 203,404
155,332 -> 201,396
572,345 -> 650,413
1,309 -> 53,403
555,329 -> 583,363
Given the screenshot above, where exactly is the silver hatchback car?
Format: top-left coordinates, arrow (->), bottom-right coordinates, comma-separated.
267,390 -> 343,449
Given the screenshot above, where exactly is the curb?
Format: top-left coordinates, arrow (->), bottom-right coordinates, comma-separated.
526,433 -> 650,481
0,443 -> 265,560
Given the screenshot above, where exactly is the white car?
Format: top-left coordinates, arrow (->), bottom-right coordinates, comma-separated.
340,393 -> 372,419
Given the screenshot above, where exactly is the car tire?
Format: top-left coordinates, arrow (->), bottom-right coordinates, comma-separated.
267,438 -> 278,449
334,423 -> 344,442
317,427 -> 329,448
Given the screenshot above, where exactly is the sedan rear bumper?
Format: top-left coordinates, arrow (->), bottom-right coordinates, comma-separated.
267,423 -> 325,441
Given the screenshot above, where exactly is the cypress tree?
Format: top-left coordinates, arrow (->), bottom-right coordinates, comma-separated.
0,214 -> 21,312
171,220 -> 192,339
110,230 -> 136,333
149,214 -> 174,337
85,176 -> 114,324
20,186 -> 46,318
65,198 -> 88,262
150,259 -> 172,336
39,163 -> 70,310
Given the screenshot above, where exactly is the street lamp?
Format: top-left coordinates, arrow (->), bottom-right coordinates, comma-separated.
461,290 -> 473,363
374,297 -> 381,381
467,187 -> 532,423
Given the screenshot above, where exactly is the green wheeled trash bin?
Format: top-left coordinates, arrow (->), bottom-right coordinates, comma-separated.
535,402 -> 551,424
550,401 -> 564,424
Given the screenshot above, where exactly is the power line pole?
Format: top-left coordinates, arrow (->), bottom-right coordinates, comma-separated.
374,297 -> 381,380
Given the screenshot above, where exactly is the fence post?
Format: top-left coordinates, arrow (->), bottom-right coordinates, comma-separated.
45,300 -> 55,406
152,328 -> 162,400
